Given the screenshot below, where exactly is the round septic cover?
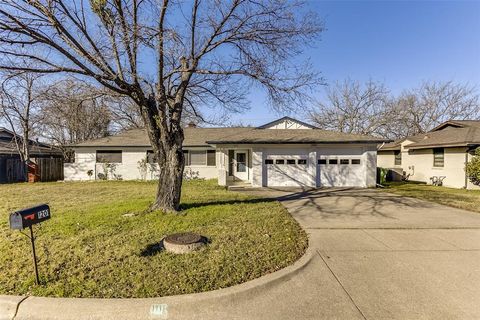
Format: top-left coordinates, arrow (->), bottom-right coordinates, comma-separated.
164,232 -> 202,245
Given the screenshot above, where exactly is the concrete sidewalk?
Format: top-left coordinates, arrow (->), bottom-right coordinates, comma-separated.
3,188 -> 480,319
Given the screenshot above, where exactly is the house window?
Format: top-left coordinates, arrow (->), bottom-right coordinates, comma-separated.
318,159 -> 327,165
228,150 -> 234,176
96,150 -> 122,163
351,159 -> 361,165
189,150 -> 206,166
183,150 -> 190,165
207,150 -> 216,166
298,159 -> 307,165
275,159 -> 285,165
394,150 -> 402,166
147,150 -> 157,164
433,148 -> 444,167
265,159 -> 273,164
340,159 -> 349,165
329,159 -> 338,165
286,159 -> 296,165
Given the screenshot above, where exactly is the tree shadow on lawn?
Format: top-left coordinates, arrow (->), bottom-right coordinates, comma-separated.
179,197 -> 278,210
181,186 -> 440,222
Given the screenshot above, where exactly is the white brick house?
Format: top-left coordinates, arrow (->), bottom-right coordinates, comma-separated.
65,117 -> 385,188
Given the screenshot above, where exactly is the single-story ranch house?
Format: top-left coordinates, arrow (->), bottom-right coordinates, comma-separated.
377,120 -> 480,189
65,117 -> 387,188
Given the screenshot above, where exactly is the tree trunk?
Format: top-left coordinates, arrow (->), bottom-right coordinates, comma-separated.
151,142 -> 185,212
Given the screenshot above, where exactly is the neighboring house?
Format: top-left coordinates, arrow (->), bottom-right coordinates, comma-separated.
0,127 -> 64,183
377,120 -> 480,189
65,117 -> 387,188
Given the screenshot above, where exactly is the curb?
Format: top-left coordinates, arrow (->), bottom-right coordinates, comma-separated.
1,244 -> 315,320
0,295 -> 26,320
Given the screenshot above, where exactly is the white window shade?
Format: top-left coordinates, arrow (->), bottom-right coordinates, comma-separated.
189,150 -> 206,165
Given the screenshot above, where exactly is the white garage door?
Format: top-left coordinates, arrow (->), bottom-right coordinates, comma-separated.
317,157 -> 365,187
264,155 -> 310,187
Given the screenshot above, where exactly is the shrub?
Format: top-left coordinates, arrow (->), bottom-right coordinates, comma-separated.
465,147 -> 480,186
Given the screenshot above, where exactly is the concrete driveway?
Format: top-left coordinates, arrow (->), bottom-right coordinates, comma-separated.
252,187 -> 480,319
4,188 -> 480,320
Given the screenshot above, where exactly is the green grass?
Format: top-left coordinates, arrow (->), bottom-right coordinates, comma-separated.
0,180 -> 307,298
382,181 -> 480,213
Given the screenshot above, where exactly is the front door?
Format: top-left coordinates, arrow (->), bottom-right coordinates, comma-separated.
234,150 -> 248,181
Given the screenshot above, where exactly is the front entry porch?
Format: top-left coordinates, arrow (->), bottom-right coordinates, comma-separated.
217,148 -> 253,187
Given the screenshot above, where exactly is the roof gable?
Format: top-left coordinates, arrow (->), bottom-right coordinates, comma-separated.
0,127 -> 15,139
430,120 -> 480,132
257,116 -> 317,129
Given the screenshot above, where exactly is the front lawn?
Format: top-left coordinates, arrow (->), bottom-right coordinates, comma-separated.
0,180 -> 307,298
382,182 -> 480,213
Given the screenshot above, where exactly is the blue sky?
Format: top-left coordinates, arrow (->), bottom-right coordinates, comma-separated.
224,0 -> 480,126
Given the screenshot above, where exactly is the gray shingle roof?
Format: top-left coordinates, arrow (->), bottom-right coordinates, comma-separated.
405,126 -> 480,149
74,127 -> 254,147
379,120 -> 480,150
74,126 -> 387,148
0,128 -> 62,156
206,128 -> 387,144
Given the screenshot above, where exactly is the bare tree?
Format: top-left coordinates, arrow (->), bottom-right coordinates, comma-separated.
109,96 -> 144,131
0,72 -> 43,179
310,80 -> 480,140
39,79 -> 114,160
392,81 -> 480,136
0,0 -> 322,211
310,79 -> 392,136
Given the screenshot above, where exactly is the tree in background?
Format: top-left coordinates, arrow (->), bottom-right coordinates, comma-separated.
310,80 -> 480,139
38,79 -> 114,161
309,79 -> 391,136
0,0 -> 323,211
392,81 -> 480,137
0,72 -> 43,180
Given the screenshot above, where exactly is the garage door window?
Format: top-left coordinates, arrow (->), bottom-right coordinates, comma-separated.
329,159 -> 338,165
340,159 -> 349,165
265,159 -> 273,164
275,159 -> 285,165
351,159 -> 361,165
298,159 -> 307,165
318,159 -> 327,165
286,159 -> 296,165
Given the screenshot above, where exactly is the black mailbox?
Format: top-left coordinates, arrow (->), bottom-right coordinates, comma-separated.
9,204 -> 51,230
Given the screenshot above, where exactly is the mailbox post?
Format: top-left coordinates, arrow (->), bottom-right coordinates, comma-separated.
9,204 -> 51,285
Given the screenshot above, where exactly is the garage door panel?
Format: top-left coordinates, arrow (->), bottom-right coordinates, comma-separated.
317,156 -> 366,187
267,162 -> 313,187
264,150 -> 312,187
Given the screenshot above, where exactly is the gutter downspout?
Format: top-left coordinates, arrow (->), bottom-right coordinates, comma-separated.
465,149 -> 469,189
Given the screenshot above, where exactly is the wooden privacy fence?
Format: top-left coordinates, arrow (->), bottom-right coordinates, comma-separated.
35,157 -> 64,182
5,158 -> 26,182
2,156 -> 63,183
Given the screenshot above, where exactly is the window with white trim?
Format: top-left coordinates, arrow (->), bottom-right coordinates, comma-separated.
96,150 -> 122,163
394,150 -> 402,166
433,148 -> 444,167
189,150 -> 206,166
